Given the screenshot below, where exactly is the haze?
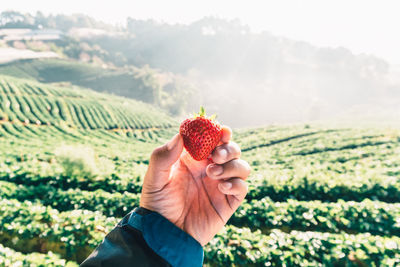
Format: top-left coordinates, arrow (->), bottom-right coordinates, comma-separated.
2,0 -> 400,65
1,3 -> 400,127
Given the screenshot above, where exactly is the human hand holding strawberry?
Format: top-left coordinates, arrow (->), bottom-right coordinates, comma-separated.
140,109 -> 251,246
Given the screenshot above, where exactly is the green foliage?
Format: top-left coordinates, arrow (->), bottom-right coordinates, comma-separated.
0,244 -> 78,267
0,76 -> 400,266
0,162 -> 144,195
55,145 -> 113,180
0,181 -> 140,217
2,179 -> 399,237
236,126 -> 400,202
232,198 -> 400,236
205,226 -> 400,266
0,198 -> 117,263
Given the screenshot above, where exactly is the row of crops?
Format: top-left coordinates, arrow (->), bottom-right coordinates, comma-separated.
1,123 -> 399,265
2,155 -> 400,203
0,195 -> 399,265
0,121 -> 170,144
1,180 -> 399,236
0,75 -> 175,130
0,76 -> 399,266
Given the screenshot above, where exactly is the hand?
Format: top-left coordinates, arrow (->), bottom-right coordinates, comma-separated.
140,127 -> 251,246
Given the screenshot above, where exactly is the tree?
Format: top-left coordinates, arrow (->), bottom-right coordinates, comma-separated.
0,11 -> 35,28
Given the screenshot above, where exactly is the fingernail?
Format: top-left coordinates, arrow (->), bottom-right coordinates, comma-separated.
219,148 -> 227,160
209,164 -> 223,176
167,134 -> 179,150
221,181 -> 232,190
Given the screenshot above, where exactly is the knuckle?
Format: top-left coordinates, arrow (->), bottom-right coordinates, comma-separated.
241,179 -> 248,189
236,179 -> 248,198
235,159 -> 251,177
213,147 -> 227,163
243,181 -> 249,194
243,161 -> 251,176
150,145 -> 167,161
229,142 -> 241,158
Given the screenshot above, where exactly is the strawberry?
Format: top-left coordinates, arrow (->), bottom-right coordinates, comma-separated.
179,107 -> 222,161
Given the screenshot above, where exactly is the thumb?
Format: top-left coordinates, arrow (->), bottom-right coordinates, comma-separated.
145,133 -> 183,188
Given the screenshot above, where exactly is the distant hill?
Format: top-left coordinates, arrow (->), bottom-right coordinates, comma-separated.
0,58 -> 163,105
0,47 -> 59,64
2,12 -> 399,126
80,17 -> 399,126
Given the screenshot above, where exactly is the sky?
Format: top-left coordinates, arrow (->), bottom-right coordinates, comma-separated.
2,0 -> 400,65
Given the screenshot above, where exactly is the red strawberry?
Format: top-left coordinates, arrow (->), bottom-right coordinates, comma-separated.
179,107 -> 222,161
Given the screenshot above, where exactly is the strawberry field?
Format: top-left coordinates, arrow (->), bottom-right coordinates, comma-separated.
0,75 -> 399,266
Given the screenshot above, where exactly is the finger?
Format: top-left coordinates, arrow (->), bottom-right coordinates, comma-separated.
206,159 -> 251,180
211,141 -> 241,164
146,133 -> 183,187
220,125 -> 232,144
218,178 -> 248,203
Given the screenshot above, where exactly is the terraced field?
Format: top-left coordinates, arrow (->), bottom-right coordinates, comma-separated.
0,58 -> 163,104
0,75 -> 399,266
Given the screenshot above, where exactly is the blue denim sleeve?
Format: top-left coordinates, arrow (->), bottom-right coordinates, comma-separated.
128,209 -> 204,267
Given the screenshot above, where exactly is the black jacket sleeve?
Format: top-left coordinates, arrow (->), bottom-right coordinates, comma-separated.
80,211 -> 171,267
80,208 -> 204,267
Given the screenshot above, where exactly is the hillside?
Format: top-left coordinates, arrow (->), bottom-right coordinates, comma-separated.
0,76 -> 399,265
0,74 -> 176,161
0,58 -> 165,105
2,12 -> 399,127
0,74 -> 175,129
